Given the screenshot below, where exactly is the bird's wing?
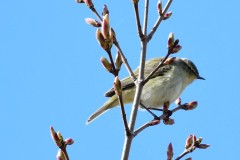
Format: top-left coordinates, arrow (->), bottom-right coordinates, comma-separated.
104,57 -> 172,97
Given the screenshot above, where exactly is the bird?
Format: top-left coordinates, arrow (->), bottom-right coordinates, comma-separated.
86,57 -> 204,124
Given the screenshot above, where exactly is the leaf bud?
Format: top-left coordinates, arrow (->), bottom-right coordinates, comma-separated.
102,5 -> 109,16
115,51 -> 123,71
157,0 -> 162,15
114,76 -> 122,96
64,138 -> 74,145
102,14 -> 110,40
167,32 -> 175,49
50,126 -> 62,147
84,0 -> 93,8
96,29 -> 107,50
85,18 -> 101,27
163,11 -> 172,20
172,45 -> 182,53
185,135 -> 193,149
167,143 -> 174,160
100,57 -> 112,72
186,101 -> 198,110
164,57 -> 176,65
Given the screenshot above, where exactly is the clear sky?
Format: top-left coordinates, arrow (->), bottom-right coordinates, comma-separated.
1,0 -> 240,159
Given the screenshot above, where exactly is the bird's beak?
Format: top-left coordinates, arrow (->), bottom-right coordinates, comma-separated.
197,75 -> 205,80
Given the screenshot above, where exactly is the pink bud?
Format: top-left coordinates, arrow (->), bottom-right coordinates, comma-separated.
85,18 -> 101,27
175,98 -> 181,105
167,143 -> 174,160
102,14 -> 110,40
102,5 -> 109,16
193,135 -> 197,143
84,0 -> 93,8
76,0 -> 84,3
100,57 -> 112,72
65,138 -> 74,145
167,32 -> 174,49
57,131 -> 63,141
50,126 -> 62,147
115,51 -> 123,71
163,11 -> 172,20
114,76 -> 122,96
186,101 -> 198,110
157,0 -> 162,14
185,135 -> 193,149
150,119 -> 160,126
172,45 -> 182,53
96,29 -> 107,50
164,57 -> 176,65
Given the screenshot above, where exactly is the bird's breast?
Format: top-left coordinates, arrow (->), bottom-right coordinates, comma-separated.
140,71 -> 184,109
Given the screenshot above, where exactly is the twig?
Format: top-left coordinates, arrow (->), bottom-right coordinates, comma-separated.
107,50 -> 131,135
175,147 -> 196,160
147,0 -> 173,42
88,3 -> 134,137
175,139 -> 210,159
133,1 -> 144,39
106,50 -> 117,76
91,7 -> 103,21
134,105 -> 183,137
142,0 -> 149,39
89,4 -> 136,81
118,95 -> 131,135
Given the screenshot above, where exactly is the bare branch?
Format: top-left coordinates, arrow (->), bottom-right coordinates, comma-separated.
147,0 -> 173,42
91,7 -> 103,21
134,104 -> 183,136
118,94 -> 131,135
133,1 -> 144,38
175,147 -> 196,160
142,0 -> 149,38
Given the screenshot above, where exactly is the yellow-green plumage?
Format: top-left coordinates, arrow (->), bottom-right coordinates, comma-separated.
86,57 -> 204,124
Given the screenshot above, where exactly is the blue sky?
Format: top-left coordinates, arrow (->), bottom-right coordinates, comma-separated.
1,0 -> 240,159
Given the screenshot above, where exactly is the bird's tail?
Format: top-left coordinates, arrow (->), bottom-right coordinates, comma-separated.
86,96 -> 118,125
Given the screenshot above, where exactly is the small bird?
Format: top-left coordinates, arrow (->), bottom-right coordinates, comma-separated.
86,57 -> 204,124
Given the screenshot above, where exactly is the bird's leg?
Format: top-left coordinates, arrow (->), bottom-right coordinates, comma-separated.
140,102 -> 159,120
147,108 -> 164,111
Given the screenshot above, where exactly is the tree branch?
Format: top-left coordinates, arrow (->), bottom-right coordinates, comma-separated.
175,147 -> 196,160
118,94 -> 131,135
133,1 -> 144,39
134,104 -> 184,136
121,1 -> 149,159
147,0 -> 173,42
91,7 -> 103,21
